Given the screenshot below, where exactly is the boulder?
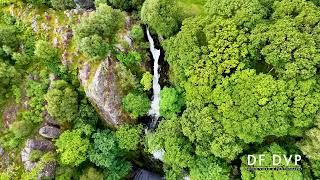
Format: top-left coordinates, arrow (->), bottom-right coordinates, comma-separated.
79,57 -> 131,127
39,125 -> 60,139
21,139 -> 54,171
25,139 -> 54,152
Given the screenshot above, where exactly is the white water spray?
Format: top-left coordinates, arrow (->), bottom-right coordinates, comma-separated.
146,27 -> 161,128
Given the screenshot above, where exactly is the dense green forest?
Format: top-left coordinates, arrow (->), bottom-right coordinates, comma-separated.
0,0 -> 320,179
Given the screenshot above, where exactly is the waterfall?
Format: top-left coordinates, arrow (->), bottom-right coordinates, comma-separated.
146,27 -> 161,128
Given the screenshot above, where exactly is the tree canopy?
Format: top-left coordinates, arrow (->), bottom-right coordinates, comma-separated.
88,130 -> 131,180
55,128 -> 90,166
45,80 -> 78,123
75,4 -> 124,62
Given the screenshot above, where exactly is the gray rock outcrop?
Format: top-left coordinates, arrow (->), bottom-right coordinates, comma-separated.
21,139 -> 54,171
39,125 -> 60,139
79,57 -> 131,127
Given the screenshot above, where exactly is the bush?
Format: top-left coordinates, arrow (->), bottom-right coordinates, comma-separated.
122,92 -> 150,119
116,51 -> 142,66
160,87 -> 183,119
29,150 -> 44,162
55,128 -> 90,166
45,80 -> 78,124
88,130 -> 131,180
130,25 -> 144,41
141,0 -> 182,37
80,167 -> 104,180
50,0 -> 76,10
140,72 -> 153,91
34,40 -> 60,75
75,4 -> 124,62
79,34 -> 110,62
115,124 -> 143,151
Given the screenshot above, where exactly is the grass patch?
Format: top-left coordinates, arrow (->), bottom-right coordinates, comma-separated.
178,0 -> 207,16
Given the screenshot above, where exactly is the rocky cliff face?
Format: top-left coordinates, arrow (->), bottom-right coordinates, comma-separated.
79,57 -> 131,127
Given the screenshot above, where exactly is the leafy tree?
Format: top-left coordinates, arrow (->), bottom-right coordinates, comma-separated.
24,0 -> 49,5
250,0 -> 320,80
0,61 -> 18,104
96,0 -> 144,10
80,167 -> 104,180
55,166 -> 76,180
111,0 -> 144,10
76,99 -> 100,127
141,0 -> 182,37
160,87 -> 183,119
20,77 -> 48,123
75,4 -> 124,41
0,24 -> 18,57
9,120 -> 33,140
189,156 -> 230,180
140,71 -> 153,91
55,128 -> 90,166
162,0 -> 320,165
180,106 -> 244,159
34,40 -> 60,74
79,34 -> 109,62
211,69 -> 291,143
130,25 -> 144,41
115,124 -> 143,151
310,160 -> 320,178
75,4 -> 124,62
88,130 -> 131,180
122,92 -> 150,119
116,51 -> 142,66
50,0 -> 75,9
114,62 -> 139,93
298,128 -> 320,160
45,80 -> 78,123
146,116 -> 193,170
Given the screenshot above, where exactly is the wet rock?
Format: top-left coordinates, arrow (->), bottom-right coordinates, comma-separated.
134,170 -> 162,180
39,125 -> 60,139
152,149 -> 164,161
79,57 -> 131,126
74,0 -> 94,9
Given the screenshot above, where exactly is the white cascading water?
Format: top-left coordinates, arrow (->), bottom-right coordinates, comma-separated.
146,27 -> 161,128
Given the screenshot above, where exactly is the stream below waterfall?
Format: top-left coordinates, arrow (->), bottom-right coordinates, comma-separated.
146,28 -> 161,128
